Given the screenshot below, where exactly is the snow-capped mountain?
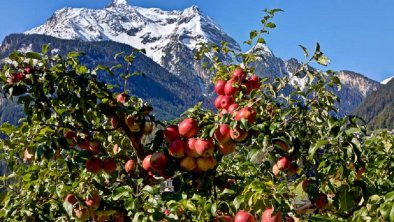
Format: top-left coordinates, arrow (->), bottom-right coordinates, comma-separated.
26,1 -> 239,62
381,76 -> 394,84
26,0 -> 240,89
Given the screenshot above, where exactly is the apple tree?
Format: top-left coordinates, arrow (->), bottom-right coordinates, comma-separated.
0,9 -> 393,222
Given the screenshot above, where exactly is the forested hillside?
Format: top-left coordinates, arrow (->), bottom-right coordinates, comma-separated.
353,77 -> 394,130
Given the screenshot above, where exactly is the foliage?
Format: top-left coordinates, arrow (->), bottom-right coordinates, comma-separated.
0,9 -> 392,222
0,34 -> 201,120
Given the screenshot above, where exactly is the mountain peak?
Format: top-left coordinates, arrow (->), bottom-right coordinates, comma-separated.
107,0 -> 128,7
183,5 -> 201,15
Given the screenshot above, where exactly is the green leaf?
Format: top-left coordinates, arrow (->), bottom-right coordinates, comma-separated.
26,52 -> 42,60
42,44 -> 50,54
250,30 -> 258,40
257,37 -> 266,44
0,191 -> 9,205
233,195 -> 245,210
67,51 -> 81,58
313,43 -> 330,66
132,212 -> 145,222
265,22 -> 276,28
338,188 -> 356,213
308,139 -> 329,160
113,186 -> 133,200
346,127 -> 361,135
385,192 -> 394,201
210,202 -> 217,216
268,8 -> 284,15
62,202 -> 73,217
299,45 -> 309,58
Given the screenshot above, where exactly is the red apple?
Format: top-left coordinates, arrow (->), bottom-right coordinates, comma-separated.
103,158 -> 117,173
219,109 -> 229,117
272,164 -> 280,176
64,194 -> 78,205
113,144 -> 120,154
261,208 -> 282,222
287,164 -> 299,177
168,138 -> 185,158
125,115 -> 140,132
64,130 -> 77,147
275,140 -> 289,151
215,215 -> 233,222
116,93 -> 127,103
164,125 -> 180,142
247,75 -> 260,93
23,148 -> 34,161
23,67 -> 33,74
234,210 -> 254,222
302,180 -> 310,192
78,138 -> 90,151
114,213 -> 125,222
125,159 -> 136,174
356,167 -> 365,179
84,193 -> 101,209
234,107 -> 257,124
286,217 -> 295,222
111,116 -> 118,129
214,95 -> 224,109
276,157 -> 291,170
221,95 -> 234,110
230,126 -> 248,142
227,103 -> 239,114
86,157 -> 102,174
142,154 -> 152,171
186,138 -> 200,158
178,118 -> 198,138
180,156 -> 197,171
194,138 -> 214,157
214,124 -> 231,144
218,140 -> 236,155
224,80 -> 238,96
215,79 -> 226,95
74,207 -> 90,220
196,156 -> 216,171
244,82 -> 252,95
315,193 -> 328,210
150,152 -> 168,171
12,72 -> 25,82
232,67 -> 246,82
89,140 -> 100,154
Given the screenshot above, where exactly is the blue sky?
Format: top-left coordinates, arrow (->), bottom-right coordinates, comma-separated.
0,0 -> 393,82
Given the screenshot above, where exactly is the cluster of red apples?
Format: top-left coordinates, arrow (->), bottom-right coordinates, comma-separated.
64,192 -> 124,221
215,208 -> 295,222
142,117 -> 218,176
141,67 -> 264,177
6,66 -> 31,85
64,130 -> 117,174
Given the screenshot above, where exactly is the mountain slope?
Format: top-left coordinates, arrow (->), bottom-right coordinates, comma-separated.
0,34 -> 202,120
336,70 -> 381,115
282,60 -> 381,116
381,76 -> 394,84
353,77 -> 394,130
